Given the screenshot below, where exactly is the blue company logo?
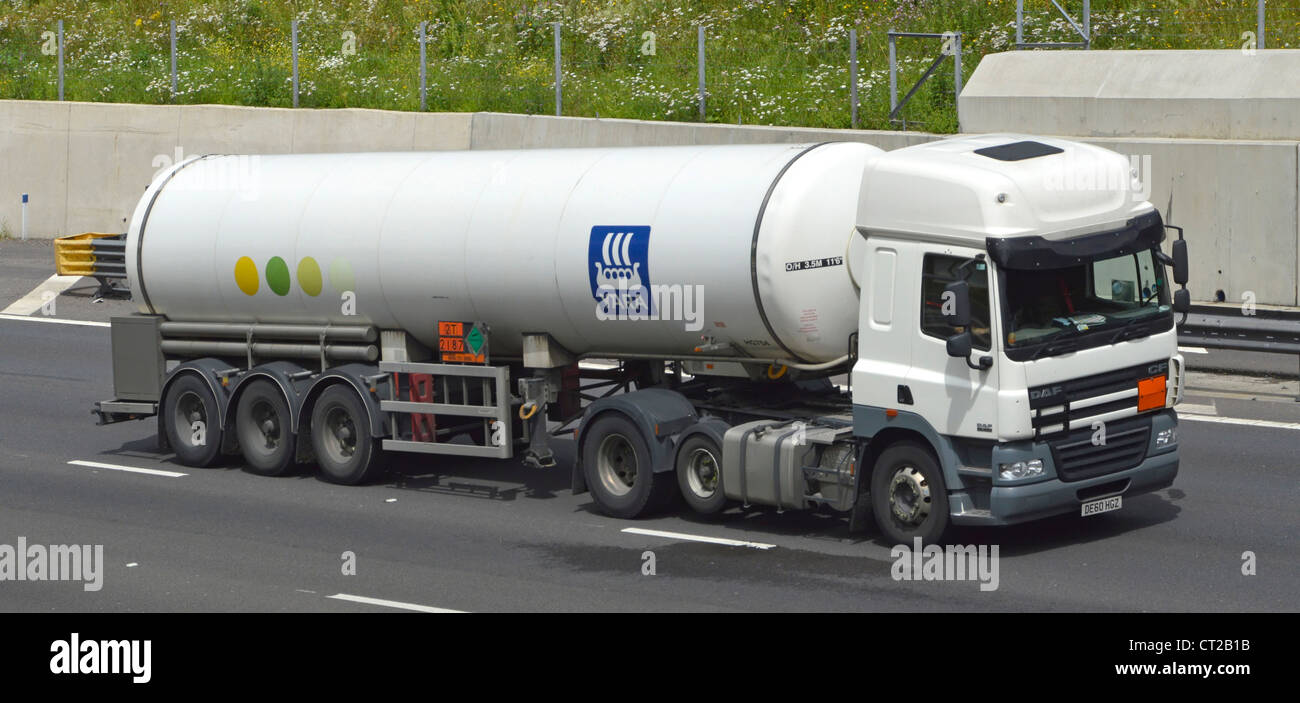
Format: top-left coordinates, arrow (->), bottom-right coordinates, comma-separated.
588,225 -> 653,316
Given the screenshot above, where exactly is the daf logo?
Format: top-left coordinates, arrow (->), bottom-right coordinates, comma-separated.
1030,386 -> 1063,400
1147,362 -> 1169,376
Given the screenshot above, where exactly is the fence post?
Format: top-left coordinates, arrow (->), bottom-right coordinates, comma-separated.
419,20 -> 427,111
553,22 -> 561,116
1259,0 -> 1266,50
888,31 -> 897,115
21,193 -> 28,241
291,19 -> 299,108
849,29 -> 858,129
697,25 -> 706,121
954,32 -> 963,98
57,19 -> 64,101
1015,0 -> 1023,49
1084,0 -> 1091,49
170,20 -> 177,101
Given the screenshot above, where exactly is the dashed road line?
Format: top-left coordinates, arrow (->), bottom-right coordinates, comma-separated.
621,527 -> 777,550
327,593 -> 466,613
67,459 -> 187,478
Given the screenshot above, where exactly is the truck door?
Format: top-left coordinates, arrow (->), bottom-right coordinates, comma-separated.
906,250 -> 1001,439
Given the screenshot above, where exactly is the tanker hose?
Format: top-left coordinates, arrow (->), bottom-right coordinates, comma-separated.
766,364 -> 788,380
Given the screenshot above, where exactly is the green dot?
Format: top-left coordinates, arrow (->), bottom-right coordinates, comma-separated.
298,257 -> 322,297
329,258 -> 355,294
266,256 -> 291,296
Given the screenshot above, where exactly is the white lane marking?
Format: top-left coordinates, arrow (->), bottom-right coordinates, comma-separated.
1175,402 -> 1217,416
621,527 -> 776,550
67,459 -> 187,478
0,313 -> 110,327
1179,413 -> 1300,431
327,593 -> 466,613
1177,346 -> 1209,354
1,274 -> 85,315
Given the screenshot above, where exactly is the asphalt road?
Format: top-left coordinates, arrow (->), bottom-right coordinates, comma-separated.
0,241 -> 1296,612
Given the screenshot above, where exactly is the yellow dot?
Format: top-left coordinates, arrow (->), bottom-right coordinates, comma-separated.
234,256 -> 259,296
298,257 -> 322,297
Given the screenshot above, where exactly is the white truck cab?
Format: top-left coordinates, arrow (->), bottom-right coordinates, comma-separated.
850,134 -> 1187,541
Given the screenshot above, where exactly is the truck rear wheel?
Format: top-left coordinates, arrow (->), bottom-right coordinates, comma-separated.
162,374 -> 223,468
235,380 -> 296,476
582,414 -> 674,519
870,441 -> 950,544
676,435 -> 727,515
310,385 -> 385,485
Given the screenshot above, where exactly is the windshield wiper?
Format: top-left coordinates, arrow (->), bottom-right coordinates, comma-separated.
1027,324 -> 1091,361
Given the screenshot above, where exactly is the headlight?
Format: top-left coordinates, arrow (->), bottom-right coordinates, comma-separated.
998,458 -> 1044,480
1155,427 -> 1177,447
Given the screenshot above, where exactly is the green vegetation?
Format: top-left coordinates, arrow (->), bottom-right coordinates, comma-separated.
1,1 -> 1294,133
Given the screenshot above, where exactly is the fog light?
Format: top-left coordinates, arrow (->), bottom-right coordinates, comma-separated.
999,458 -> 1044,480
1155,427 -> 1177,447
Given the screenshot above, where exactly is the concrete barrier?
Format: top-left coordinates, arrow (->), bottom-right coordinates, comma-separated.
3,99 -> 1297,305
960,50 -> 1300,140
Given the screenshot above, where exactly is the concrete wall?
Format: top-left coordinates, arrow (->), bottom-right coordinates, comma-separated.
1,101 -> 472,239
0,100 -> 930,242
4,99 -> 1297,305
960,50 -> 1300,140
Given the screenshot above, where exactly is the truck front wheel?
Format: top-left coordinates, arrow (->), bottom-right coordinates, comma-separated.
235,380 -> 296,476
582,414 -> 674,519
870,442 -> 950,544
310,385 -> 385,485
162,374 -> 224,468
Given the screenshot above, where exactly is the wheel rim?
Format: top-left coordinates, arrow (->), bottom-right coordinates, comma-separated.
685,447 -> 719,499
888,465 -> 931,527
172,390 -> 207,449
249,398 -> 281,453
596,433 -> 638,497
321,405 -> 357,465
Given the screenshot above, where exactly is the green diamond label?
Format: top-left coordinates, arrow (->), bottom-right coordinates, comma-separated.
465,325 -> 485,355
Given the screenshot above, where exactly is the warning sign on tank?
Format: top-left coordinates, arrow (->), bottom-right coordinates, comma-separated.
438,321 -> 489,363
785,256 -> 844,272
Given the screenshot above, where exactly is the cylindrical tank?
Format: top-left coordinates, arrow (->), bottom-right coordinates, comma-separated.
127,142 -> 882,363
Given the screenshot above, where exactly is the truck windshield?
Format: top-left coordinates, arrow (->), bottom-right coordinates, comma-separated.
1001,247 -> 1172,359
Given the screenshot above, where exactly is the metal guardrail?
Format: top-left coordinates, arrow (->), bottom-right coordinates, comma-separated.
53,232 -> 128,297
1178,306 -> 1300,400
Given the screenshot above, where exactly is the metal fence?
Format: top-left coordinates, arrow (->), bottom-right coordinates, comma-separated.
8,5 -> 1300,133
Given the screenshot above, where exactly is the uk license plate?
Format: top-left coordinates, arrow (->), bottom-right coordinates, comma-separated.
1081,495 -> 1122,517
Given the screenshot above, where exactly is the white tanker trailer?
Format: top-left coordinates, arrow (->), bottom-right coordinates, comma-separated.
95,134 -> 1191,543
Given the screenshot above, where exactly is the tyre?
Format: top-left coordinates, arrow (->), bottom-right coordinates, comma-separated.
310,384 -> 385,485
162,373 -> 224,467
582,414 -> 674,519
676,434 -> 727,515
235,380 -> 296,476
870,441 -> 950,544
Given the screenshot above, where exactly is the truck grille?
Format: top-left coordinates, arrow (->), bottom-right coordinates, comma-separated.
1049,414 -> 1151,482
1028,360 -> 1168,439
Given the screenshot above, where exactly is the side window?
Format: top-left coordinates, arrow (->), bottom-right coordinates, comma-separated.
920,254 -> 991,351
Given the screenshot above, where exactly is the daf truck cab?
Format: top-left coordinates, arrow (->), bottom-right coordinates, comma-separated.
845,135 -> 1188,542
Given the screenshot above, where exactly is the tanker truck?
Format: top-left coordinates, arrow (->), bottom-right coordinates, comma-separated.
93,134 -> 1190,543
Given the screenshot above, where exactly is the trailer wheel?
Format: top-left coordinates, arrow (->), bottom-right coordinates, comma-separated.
162,374 -> 223,468
582,414 -> 673,519
676,435 -> 726,515
870,441 -> 950,544
235,380 -> 296,477
310,385 -> 385,485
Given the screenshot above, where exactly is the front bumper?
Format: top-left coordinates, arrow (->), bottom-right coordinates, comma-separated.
949,410 -> 1179,526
